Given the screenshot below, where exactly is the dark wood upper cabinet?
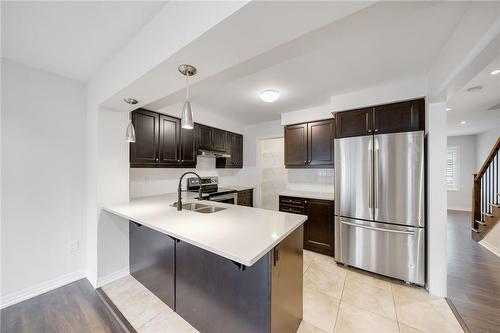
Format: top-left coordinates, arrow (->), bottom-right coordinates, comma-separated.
196,124 -> 213,150
334,98 -> 425,138
159,115 -> 180,165
334,107 -> 373,138
373,99 -> 424,134
304,199 -> 334,256
196,125 -> 227,152
130,109 -> 159,165
180,126 -> 196,166
131,109 -> 197,168
285,120 -> 334,168
284,123 -> 308,167
131,110 -> 242,168
216,132 -> 243,168
212,128 -> 226,151
308,120 -> 334,167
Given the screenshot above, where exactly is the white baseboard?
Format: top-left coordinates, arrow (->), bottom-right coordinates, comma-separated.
479,240 -> 500,258
447,207 -> 472,212
96,267 -> 130,288
0,270 -> 85,309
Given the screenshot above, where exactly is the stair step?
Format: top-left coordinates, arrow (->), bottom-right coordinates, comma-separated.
482,212 -> 494,218
471,227 -> 479,233
475,220 -> 487,226
489,203 -> 500,208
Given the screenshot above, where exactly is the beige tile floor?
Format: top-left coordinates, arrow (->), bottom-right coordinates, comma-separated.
102,250 -> 463,333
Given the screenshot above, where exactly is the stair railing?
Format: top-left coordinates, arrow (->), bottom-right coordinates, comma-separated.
472,137 -> 500,237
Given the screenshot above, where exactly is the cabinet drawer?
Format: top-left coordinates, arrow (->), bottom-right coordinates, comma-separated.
279,205 -> 305,214
279,196 -> 305,207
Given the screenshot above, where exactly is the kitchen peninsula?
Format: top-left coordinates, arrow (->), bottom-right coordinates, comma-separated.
104,192 -> 306,333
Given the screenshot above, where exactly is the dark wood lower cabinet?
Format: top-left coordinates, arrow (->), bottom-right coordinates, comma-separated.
129,222 -> 303,333
279,196 -> 334,257
129,221 -> 175,309
237,189 -> 253,207
304,199 -> 334,256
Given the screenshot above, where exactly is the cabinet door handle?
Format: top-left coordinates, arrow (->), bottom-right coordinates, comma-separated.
155,157 -> 159,162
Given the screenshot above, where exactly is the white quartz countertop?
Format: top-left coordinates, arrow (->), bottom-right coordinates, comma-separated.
103,192 -> 306,266
224,185 -> 254,191
278,190 -> 334,201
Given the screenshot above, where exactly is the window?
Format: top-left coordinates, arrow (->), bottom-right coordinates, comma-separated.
446,146 -> 460,191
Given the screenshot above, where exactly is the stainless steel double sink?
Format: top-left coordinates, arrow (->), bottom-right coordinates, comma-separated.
171,202 -> 226,214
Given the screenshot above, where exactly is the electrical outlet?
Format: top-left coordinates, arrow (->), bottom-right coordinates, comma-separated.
69,240 -> 79,253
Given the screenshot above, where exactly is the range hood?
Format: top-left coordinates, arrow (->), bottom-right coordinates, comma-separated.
197,149 -> 231,158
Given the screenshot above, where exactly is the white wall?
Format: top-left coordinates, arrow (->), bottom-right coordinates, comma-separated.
476,127 -> 500,170
426,102 -> 448,297
1,60 -> 87,307
281,104 -> 332,126
130,158 -> 242,199
447,135 -> 476,211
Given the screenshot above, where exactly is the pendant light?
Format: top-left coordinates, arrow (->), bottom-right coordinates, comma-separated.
178,64 -> 197,129
124,97 -> 138,142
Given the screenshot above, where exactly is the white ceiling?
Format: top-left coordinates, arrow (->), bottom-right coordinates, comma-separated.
447,56 -> 500,136
147,1 -> 467,124
1,1 -> 166,82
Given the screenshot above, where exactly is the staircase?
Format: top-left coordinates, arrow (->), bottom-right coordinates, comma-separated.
472,137 -> 500,241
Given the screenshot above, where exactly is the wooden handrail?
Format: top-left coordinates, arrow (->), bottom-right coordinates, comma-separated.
475,137 -> 500,181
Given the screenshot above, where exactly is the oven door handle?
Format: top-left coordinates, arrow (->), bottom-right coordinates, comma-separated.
209,193 -> 236,201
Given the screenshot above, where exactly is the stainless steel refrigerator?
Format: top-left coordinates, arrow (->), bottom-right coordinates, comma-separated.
334,131 -> 425,285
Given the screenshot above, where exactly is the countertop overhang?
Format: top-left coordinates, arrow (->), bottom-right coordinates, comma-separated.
103,193 -> 307,266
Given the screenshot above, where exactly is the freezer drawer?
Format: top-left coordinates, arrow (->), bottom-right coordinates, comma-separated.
334,217 -> 425,285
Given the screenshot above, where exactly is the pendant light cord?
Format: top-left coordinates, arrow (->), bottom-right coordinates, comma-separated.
186,72 -> 190,100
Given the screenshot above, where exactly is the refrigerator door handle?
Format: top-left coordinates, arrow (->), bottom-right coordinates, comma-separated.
368,139 -> 373,210
374,138 -> 380,210
339,219 -> 415,235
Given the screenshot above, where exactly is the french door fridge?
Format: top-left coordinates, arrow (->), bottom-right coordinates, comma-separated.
334,131 -> 425,285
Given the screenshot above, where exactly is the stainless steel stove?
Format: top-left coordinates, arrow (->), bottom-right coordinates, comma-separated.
187,176 -> 237,204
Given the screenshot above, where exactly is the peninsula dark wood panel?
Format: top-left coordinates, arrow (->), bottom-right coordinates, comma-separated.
308,119 -> 334,167
0,279 -> 126,333
130,109 -> 159,165
175,241 -> 272,333
285,123 -> 308,167
304,199 -> 334,256
159,114 -> 180,165
271,226 -> 303,333
129,221 -> 176,309
334,107 -> 373,138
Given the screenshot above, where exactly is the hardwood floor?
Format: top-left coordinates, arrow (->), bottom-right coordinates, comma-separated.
447,210 -> 500,333
1,279 -> 126,333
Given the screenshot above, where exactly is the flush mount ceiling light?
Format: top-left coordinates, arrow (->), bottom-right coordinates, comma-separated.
124,97 -> 138,142
490,69 -> 500,75
178,64 -> 197,129
460,120 -> 467,125
446,107 -> 452,111
259,89 -> 280,103
466,85 -> 483,93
